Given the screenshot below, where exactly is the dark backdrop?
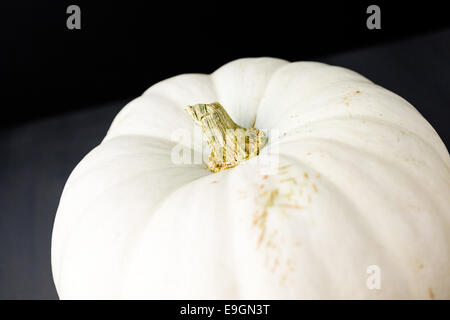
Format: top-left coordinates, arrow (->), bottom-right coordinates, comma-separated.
1,1 -> 450,127
0,1 -> 449,299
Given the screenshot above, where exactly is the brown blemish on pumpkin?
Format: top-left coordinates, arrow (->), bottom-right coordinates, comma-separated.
428,287 -> 435,300
271,258 -> 280,272
262,175 -> 268,180
303,172 -> 309,179
280,177 -> 297,184
343,90 -> 361,107
257,231 -> 265,247
343,96 -> 350,106
254,189 -> 279,246
284,190 -> 294,201
259,191 -> 268,197
253,172 -> 308,277
265,239 -> 275,249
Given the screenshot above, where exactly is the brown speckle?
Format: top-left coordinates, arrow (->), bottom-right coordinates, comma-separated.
312,184 -> 318,193
262,175 -> 268,180
280,273 -> 287,285
303,172 -> 309,179
254,189 -> 279,246
265,239 -> 274,249
284,190 -> 294,201
355,90 -> 361,94
280,177 -> 297,184
271,258 -> 279,273
259,191 -> 268,197
428,287 -> 435,300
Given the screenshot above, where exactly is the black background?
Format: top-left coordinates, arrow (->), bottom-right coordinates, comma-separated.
1,1 -> 449,127
0,1 -> 449,300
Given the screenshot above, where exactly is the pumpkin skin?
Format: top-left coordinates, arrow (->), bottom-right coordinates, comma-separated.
51,57 -> 450,299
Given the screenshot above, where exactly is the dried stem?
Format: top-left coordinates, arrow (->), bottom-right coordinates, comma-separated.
186,102 -> 267,173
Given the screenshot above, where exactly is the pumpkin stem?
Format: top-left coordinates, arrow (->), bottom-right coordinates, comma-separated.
186,102 -> 267,173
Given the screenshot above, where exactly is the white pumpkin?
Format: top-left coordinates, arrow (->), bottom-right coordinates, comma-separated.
51,57 -> 450,299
